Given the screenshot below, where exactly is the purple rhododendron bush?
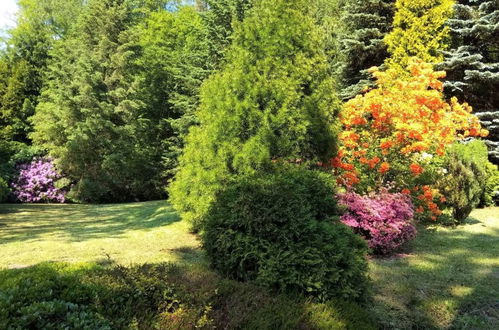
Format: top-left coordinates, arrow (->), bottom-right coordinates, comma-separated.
11,158 -> 66,203
339,190 -> 417,255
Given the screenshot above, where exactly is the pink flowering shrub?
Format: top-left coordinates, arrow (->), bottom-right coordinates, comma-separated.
11,158 -> 66,203
339,190 -> 417,255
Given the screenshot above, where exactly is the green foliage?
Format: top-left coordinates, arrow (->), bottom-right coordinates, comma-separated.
0,262 -> 376,329
169,0 -> 339,229
437,141 -> 494,222
440,0 -> 499,163
202,166 -> 369,302
0,0 -> 83,144
0,263 -> 182,329
339,0 -> 395,99
385,0 -> 455,72
135,6 -> 213,178
201,0 -> 254,64
441,0 -> 498,111
31,0 -> 170,202
0,177 -> 9,202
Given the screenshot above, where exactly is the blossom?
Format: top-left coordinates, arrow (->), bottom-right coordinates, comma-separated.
10,158 -> 66,203
379,162 -> 390,173
409,163 -> 424,176
339,190 -> 417,255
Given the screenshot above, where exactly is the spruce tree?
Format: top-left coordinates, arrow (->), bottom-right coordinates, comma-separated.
0,0 -> 83,144
441,0 -> 499,163
169,0 -> 339,229
339,0 -> 395,99
134,6 -> 212,178
385,0 -> 455,72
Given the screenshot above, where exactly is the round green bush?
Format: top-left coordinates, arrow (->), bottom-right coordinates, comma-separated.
202,166 -> 369,302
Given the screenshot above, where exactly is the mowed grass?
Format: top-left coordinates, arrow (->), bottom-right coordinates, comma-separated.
370,207 -> 499,329
0,202 -> 498,329
0,201 -> 203,268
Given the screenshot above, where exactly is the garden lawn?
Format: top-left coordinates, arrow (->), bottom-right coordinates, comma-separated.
0,202 -> 498,329
370,207 -> 499,329
0,201 -> 203,268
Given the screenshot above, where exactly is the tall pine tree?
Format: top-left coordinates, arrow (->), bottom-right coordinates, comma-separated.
441,0 -> 499,163
169,0 -> 340,229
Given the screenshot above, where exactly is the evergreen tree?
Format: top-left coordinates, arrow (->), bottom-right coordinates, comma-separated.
0,0 -> 83,143
134,6 -> 212,178
201,0 -> 254,65
339,0 -> 395,99
32,0 -> 166,202
169,0 -> 340,229
441,0 -> 499,163
385,0 -> 455,72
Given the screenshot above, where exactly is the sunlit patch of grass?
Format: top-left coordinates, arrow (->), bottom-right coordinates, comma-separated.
0,201 -> 203,269
369,207 -> 499,329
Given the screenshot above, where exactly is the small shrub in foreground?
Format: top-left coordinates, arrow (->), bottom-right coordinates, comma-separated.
339,190 -> 417,255
202,166 -> 369,302
0,262 -> 377,329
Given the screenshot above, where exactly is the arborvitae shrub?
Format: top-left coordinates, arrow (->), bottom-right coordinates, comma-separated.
168,0 -> 339,230
437,141 -> 494,222
202,166 -> 369,302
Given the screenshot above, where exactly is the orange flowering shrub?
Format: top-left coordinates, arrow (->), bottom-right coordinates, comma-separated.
333,59 -> 488,220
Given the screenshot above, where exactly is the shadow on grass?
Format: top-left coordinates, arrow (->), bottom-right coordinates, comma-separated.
0,201 -> 180,244
370,220 -> 499,329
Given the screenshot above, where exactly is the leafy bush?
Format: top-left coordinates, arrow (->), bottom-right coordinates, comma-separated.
0,263 -> 184,329
202,166 -> 369,302
333,60 -> 486,221
437,141 -> 495,223
10,158 -> 66,203
339,190 -> 417,255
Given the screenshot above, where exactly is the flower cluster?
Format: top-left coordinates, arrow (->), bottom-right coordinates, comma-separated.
333,59 -> 487,219
11,158 -> 66,203
339,190 -> 417,255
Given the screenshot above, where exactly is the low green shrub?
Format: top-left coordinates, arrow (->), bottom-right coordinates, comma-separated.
202,166 -> 369,302
0,262 -> 377,329
437,141 -> 495,223
0,263 -> 183,329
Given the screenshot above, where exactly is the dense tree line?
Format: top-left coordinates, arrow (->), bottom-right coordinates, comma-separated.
1,0 -> 498,204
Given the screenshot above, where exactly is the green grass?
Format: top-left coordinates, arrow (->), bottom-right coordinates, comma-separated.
0,202 -> 498,329
0,201 -> 203,268
370,207 -> 499,329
